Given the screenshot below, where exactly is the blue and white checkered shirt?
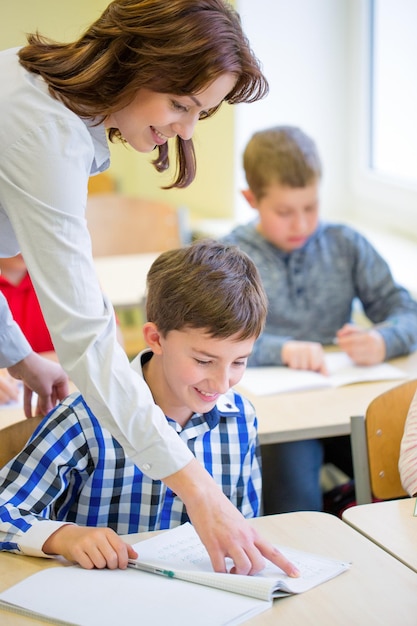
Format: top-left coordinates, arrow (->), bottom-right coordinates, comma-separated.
0,353 -> 261,558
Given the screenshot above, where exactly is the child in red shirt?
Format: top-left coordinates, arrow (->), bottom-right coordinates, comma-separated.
0,255 -> 54,354
0,255 -> 124,405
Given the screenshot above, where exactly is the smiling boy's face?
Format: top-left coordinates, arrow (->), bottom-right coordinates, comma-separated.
243,181 -> 320,253
142,324 -> 255,425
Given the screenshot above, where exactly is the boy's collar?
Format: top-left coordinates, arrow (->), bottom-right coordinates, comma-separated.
191,394 -> 241,430
216,394 -> 240,414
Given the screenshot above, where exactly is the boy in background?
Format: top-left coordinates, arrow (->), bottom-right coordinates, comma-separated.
0,254 -> 50,406
222,125 -> 417,514
0,240 -> 298,577
0,254 -> 124,406
0,254 -> 55,354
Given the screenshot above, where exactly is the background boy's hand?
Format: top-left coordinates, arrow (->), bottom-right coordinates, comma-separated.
335,323 -> 386,365
0,369 -> 20,405
43,525 -> 138,569
281,341 -> 328,374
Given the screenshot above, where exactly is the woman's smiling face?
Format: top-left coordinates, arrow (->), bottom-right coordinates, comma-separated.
105,72 -> 237,152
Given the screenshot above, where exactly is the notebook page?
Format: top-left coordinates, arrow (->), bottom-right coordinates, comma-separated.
239,352 -> 406,396
132,522 -> 350,600
0,566 -> 270,626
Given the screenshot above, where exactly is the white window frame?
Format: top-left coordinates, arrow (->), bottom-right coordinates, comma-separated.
350,0 -> 417,235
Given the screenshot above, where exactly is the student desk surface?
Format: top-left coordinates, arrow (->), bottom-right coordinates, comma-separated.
237,351 -> 417,445
93,252 -> 158,308
343,497 -> 417,573
0,512 -> 416,625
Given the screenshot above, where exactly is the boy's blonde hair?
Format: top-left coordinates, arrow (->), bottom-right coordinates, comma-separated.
243,125 -> 322,200
146,239 -> 267,340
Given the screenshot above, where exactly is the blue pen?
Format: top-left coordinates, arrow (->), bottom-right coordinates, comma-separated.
127,560 -> 175,578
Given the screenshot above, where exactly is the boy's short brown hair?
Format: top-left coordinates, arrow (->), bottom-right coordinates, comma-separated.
243,125 -> 322,199
146,239 -> 267,340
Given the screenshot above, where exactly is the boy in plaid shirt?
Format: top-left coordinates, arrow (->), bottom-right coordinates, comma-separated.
0,240 -> 267,570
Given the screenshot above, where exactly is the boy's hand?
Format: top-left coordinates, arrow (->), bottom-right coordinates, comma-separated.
164,459 -> 301,578
282,341 -> 328,374
43,525 -> 138,569
0,370 -> 20,404
335,323 -> 386,364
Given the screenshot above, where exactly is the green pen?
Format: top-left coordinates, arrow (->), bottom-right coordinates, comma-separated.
127,560 -> 175,578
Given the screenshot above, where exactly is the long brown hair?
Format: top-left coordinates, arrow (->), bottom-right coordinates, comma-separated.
19,0 -> 268,188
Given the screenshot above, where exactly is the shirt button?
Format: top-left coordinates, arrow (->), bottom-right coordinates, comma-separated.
142,463 -> 151,471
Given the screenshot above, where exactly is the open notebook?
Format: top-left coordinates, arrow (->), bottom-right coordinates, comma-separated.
0,523 -> 350,626
239,352 -> 407,396
128,521 -> 350,600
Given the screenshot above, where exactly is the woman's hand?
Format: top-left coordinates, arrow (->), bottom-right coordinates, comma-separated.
164,459 -> 300,577
8,352 -> 69,417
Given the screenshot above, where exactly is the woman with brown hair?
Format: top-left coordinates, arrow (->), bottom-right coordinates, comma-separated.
0,0 -> 297,577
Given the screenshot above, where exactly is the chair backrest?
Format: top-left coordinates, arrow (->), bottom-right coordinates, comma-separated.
86,193 -> 188,257
0,416 -> 44,468
88,172 -> 116,195
366,379 -> 417,500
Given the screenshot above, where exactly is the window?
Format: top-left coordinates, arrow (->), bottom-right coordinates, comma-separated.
350,0 -> 417,234
370,0 -> 417,184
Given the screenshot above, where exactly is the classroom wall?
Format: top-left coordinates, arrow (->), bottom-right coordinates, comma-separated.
1,0 -> 236,219
2,1 -> 353,223
235,0 -> 350,223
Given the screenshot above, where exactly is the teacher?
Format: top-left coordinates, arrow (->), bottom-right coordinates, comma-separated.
0,0 -> 297,578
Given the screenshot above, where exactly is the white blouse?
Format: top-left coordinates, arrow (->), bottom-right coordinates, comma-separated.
0,47 -> 193,479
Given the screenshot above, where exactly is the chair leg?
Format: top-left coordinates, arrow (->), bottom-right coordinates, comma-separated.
350,415 -> 373,504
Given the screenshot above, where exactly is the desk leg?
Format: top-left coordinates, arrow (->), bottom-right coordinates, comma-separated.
350,415 -> 372,505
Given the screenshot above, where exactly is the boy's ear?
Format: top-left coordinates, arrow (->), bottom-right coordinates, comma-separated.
241,188 -> 258,209
142,322 -> 163,355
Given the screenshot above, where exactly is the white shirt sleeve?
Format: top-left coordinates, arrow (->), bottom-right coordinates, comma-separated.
399,390 -> 417,496
0,59 -> 193,479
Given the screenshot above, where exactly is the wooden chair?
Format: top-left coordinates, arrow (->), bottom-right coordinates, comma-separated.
350,379 -> 417,504
87,172 -> 116,195
86,193 -> 189,357
86,193 -> 189,257
0,416 -> 43,467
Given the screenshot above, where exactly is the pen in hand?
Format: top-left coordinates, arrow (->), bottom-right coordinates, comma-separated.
127,560 -> 175,578
334,322 -> 388,364
333,320 -> 396,345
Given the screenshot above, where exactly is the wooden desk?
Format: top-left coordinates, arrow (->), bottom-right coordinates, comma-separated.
238,351 -> 417,445
1,512 -> 416,625
343,497 -> 417,573
0,403 -> 27,430
93,253 -> 158,308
